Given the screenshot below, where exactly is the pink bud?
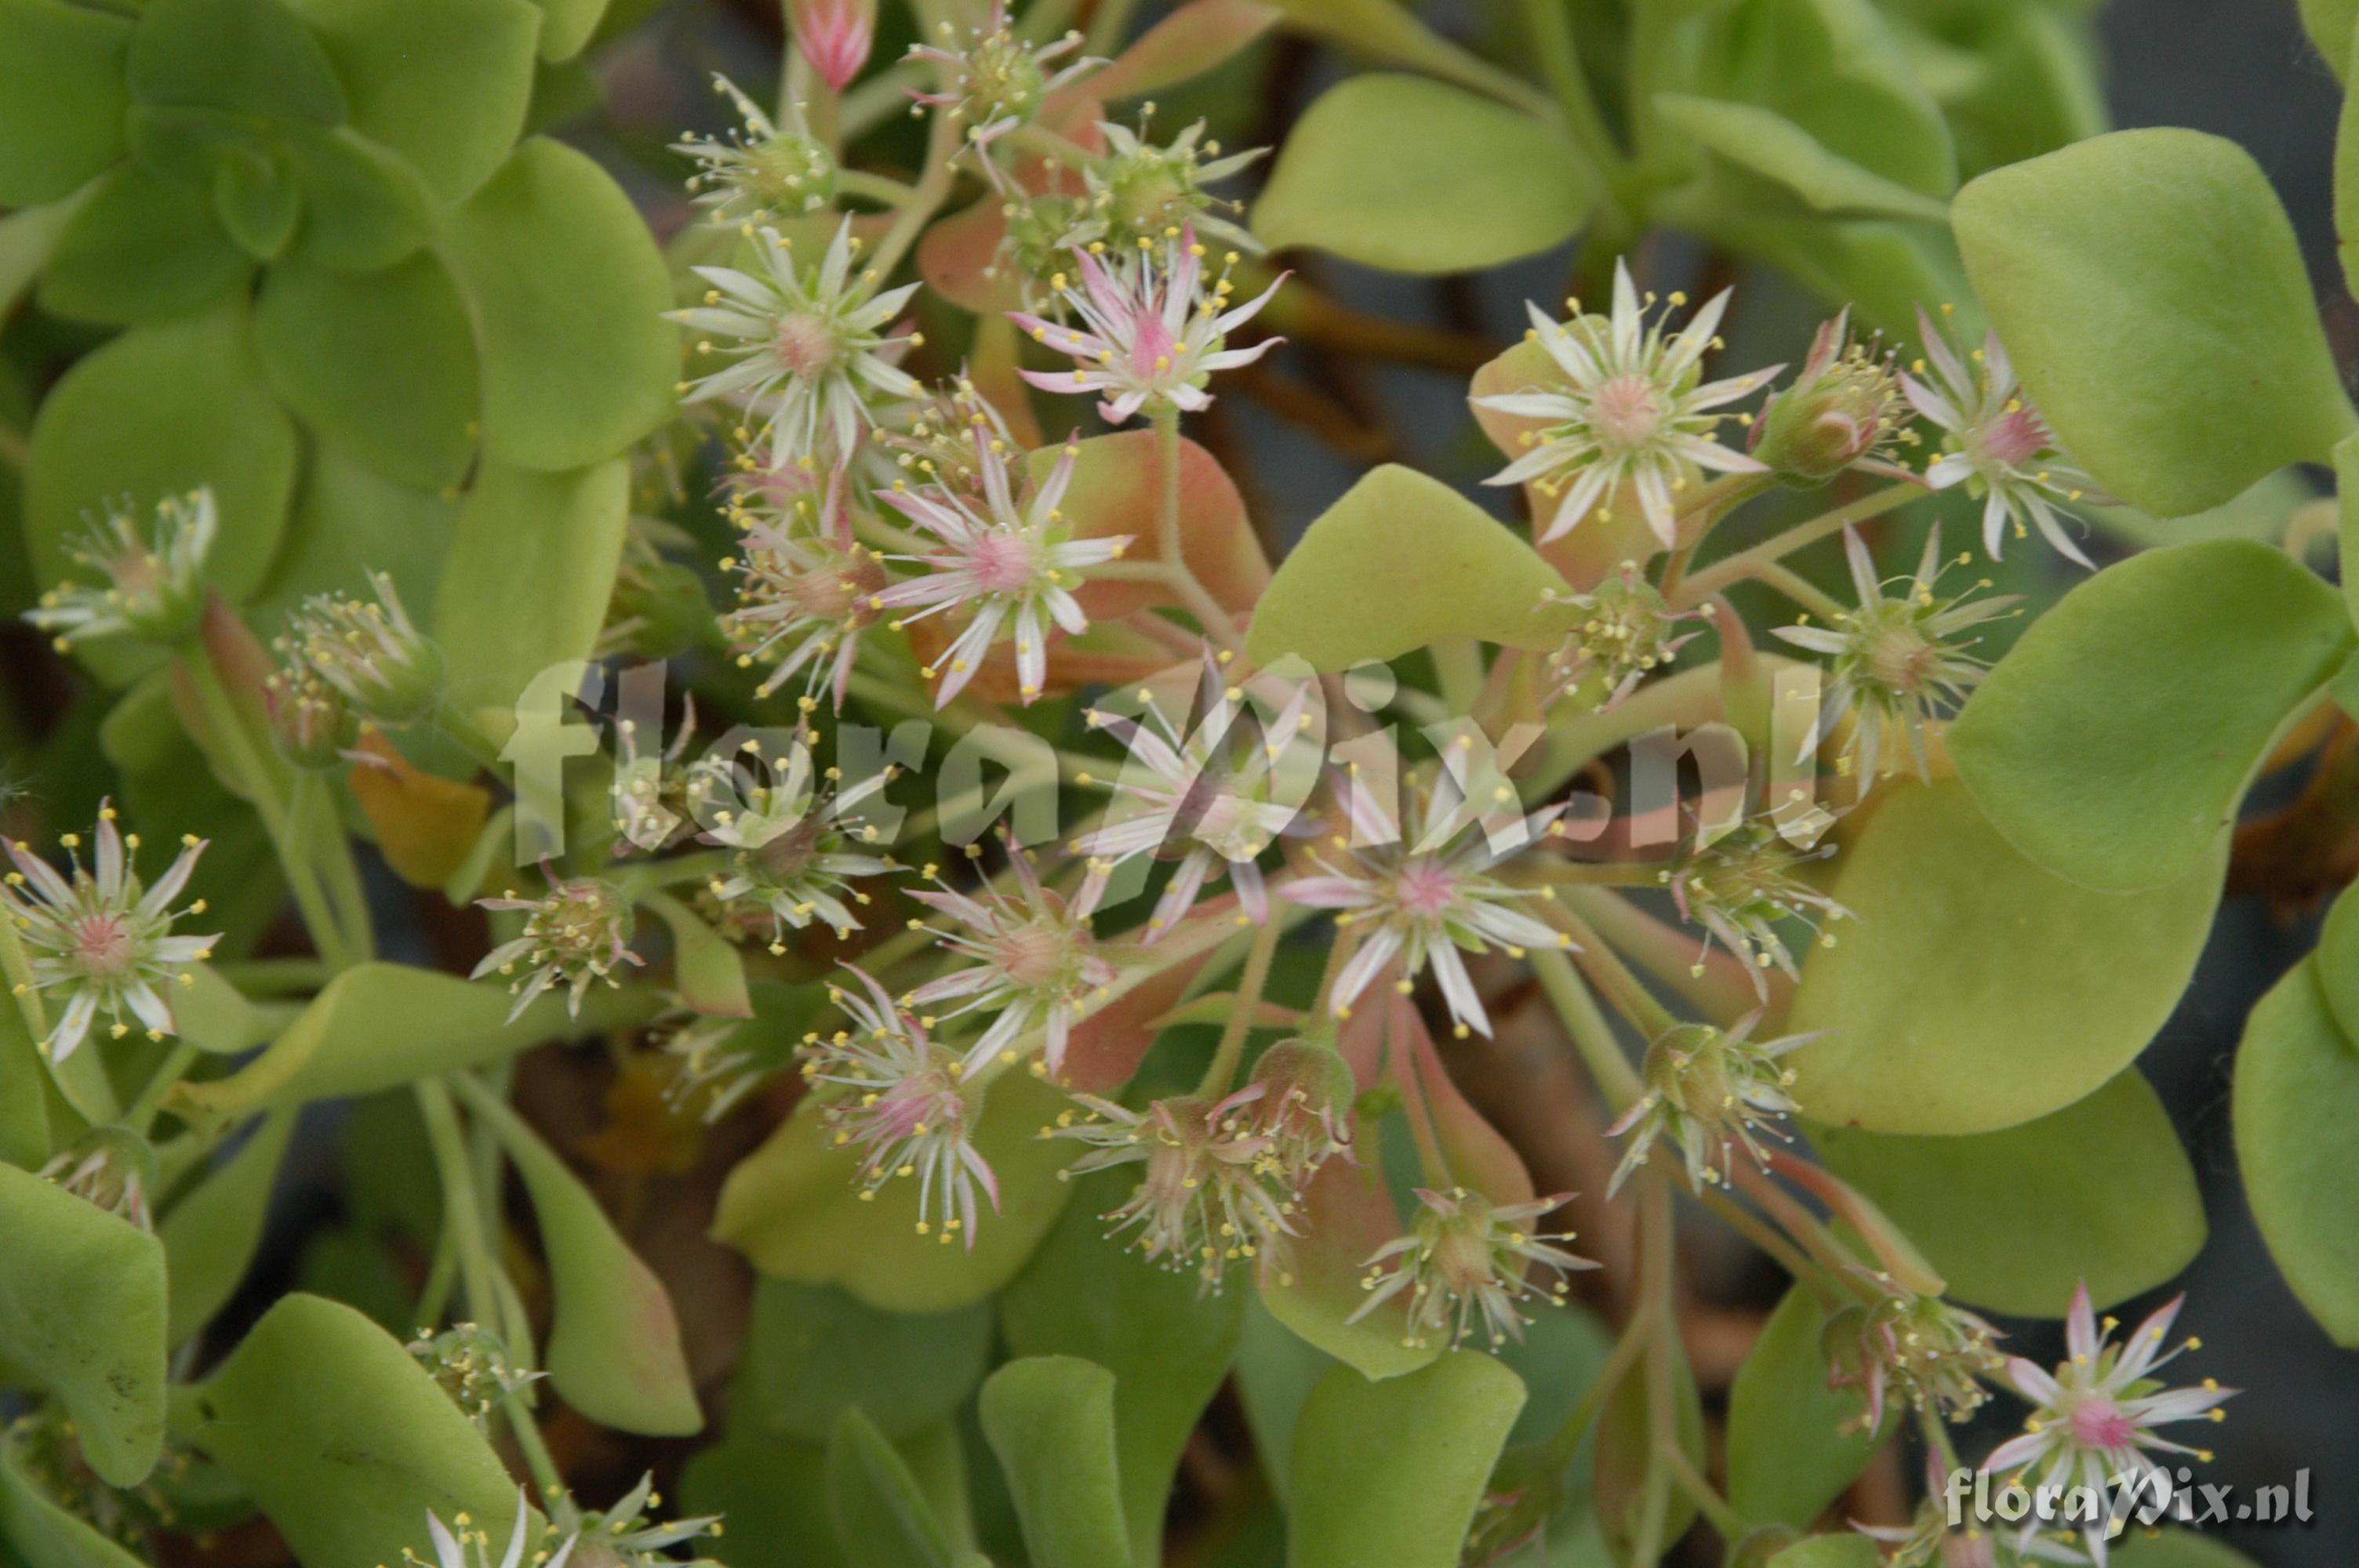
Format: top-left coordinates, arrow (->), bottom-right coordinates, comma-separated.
794,0 -> 874,91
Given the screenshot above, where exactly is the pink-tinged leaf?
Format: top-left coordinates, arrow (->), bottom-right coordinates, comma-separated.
1470,340 -> 1667,590
918,196 -> 1019,316
917,103 -> 1104,314
641,891 -> 754,1019
969,314 -> 1044,448
1344,993 -> 1533,1207
466,1085 -> 703,1435
1028,428 -> 1271,620
1053,0 -> 1278,110
1256,1154 -> 1434,1380
1057,906 -> 1238,1093
346,730 -> 493,891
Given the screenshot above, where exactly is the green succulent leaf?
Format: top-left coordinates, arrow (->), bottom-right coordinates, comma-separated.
2302,0 -> 2358,81
1808,1068 -> 2205,1316
432,455 -> 630,735
1726,1286 -> 1885,1528
642,891 -> 754,1020
0,1439 -> 150,1568
278,123 -> 432,270
460,1085 -> 701,1434
978,1357 -> 1133,1568
38,158 -> 253,326
24,298 -> 296,666
1287,1352 -> 1525,1568
253,250 -> 481,490
212,144 -> 302,259
1250,74 -> 1592,274
1000,1167 -> 1245,1566
711,1070 -> 1079,1313
736,1279 -> 994,1445
1950,539 -> 2353,895
1953,128 -> 2355,517
2234,956 -> 2359,1347
127,0 -> 348,126
0,1163 -> 167,1487
0,0 -> 133,208
160,1108 -> 298,1346
249,443 -> 460,632
168,960 -> 642,1116
1254,0 -> 1553,120
826,1408 -> 959,1568
1594,1341 -> 1705,1558
1685,0 -> 1955,197
1246,465 -> 1573,670
532,0 -> 612,64
1788,776 -> 2223,1135
1652,95 -> 1950,221
0,930 -> 51,1169
442,136 -> 678,470
680,1428 -> 850,1568
285,0 -> 540,205
1766,1537 -> 1885,1568
182,1294 -> 535,1568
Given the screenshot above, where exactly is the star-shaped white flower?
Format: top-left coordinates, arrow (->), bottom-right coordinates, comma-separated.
1477,260 -> 1779,547
670,218 -> 924,466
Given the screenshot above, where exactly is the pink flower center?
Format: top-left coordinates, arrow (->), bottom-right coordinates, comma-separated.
1128,307 -> 1179,383
965,529 -> 1039,593
990,918 -> 1073,988
773,310 -> 840,376
2067,1396 -> 2138,1450
1591,375 -> 1665,448
71,915 -> 135,978
1979,407 -> 2048,469
783,546 -> 885,621
1393,859 -> 1460,920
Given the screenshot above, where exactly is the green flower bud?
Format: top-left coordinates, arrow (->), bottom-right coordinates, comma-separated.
279,572 -> 443,725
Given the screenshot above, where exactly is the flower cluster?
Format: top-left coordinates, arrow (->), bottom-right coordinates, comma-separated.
904,839 -> 1114,1079
471,871 -> 641,1022
25,489 -> 216,651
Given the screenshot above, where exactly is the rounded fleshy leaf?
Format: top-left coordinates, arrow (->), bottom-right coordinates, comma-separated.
168,960 -> 643,1116
0,1161 -> 167,1486
736,1279 -> 994,1444
24,299 -> 296,664
0,1439 -> 150,1568
823,1409 -> 961,1568
442,137 -> 676,470
2303,0 -> 2357,80
160,1109 -> 298,1346
2234,956 -> 2359,1347
1788,776 -> 2223,1134
1808,1068 -> 2204,1316
248,441 -> 460,631
1255,1154 -> 1434,1381
1594,1342 -> 1704,1558
467,1087 -> 702,1435
1655,95 -> 1949,221
1001,1166 -> 1245,1565
254,250 -> 480,489
184,1294 -> 533,1568
0,928 -> 51,1169
1252,74 -> 1591,274
0,0 -> 133,206
39,158 -> 254,325
285,0 -> 540,205
127,0 -> 347,125
1726,1286 -> 1886,1528
278,123 -> 432,270
1246,464 -> 1575,670
1952,128 -> 2355,517
1950,539 -> 2352,895
1286,1352 -> 1525,1568
433,455 -> 630,735
711,1070 -> 1080,1313
977,1357 -> 1132,1568
1063,0 -> 1278,107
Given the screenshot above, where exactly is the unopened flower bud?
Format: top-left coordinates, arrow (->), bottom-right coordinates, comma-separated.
792,0 -> 875,91
263,664 -> 352,771
279,572 -> 442,725
1748,308 -> 1908,485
